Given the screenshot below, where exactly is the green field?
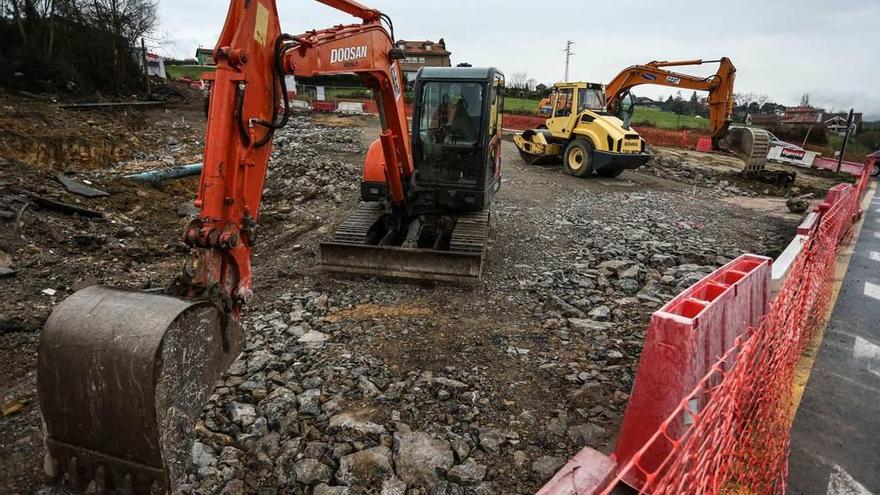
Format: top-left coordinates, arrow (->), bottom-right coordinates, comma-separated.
503,97 -> 711,130
631,106 -> 710,130
166,65 -> 215,79
503,97 -> 544,114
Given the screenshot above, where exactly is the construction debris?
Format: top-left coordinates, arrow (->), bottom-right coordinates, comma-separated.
55,173 -> 109,197
20,190 -> 103,218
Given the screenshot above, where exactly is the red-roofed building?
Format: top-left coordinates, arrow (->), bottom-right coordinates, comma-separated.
395,39 -> 451,82
782,106 -> 821,125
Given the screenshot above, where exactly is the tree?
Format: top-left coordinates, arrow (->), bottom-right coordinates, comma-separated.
510,72 -> 527,90
1,0 -> 158,92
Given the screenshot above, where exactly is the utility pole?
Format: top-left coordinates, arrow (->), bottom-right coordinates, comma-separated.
836,108 -> 854,174
141,38 -> 151,96
563,40 -> 574,82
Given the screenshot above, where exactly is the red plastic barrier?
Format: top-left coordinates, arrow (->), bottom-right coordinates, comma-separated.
612,254 -> 771,488
361,100 -> 378,114
695,136 -> 713,152
812,156 -> 865,176
312,101 -> 337,112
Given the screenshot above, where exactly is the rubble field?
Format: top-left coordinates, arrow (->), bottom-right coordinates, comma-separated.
1,97 -> 806,494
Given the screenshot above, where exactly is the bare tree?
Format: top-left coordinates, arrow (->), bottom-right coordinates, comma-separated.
510,72 -> 527,90
82,0 -> 157,44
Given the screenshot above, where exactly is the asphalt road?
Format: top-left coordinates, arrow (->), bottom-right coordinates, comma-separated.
789,187 -> 880,495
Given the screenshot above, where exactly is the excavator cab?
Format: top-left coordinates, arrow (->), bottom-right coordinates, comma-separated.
321,67 -> 504,282
409,67 -> 503,212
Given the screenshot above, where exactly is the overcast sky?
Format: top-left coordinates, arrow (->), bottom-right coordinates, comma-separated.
152,0 -> 880,120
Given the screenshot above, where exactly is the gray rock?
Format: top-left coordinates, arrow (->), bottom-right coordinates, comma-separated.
298,389 -> 323,416
567,318 -> 612,334
587,305 -> 611,321
605,349 -> 625,364
337,446 -> 394,486
219,479 -> 246,495
394,431 -> 454,489
566,423 -> 606,445
299,330 -> 331,343
246,349 -> 273,373
447,459 -> 487,484
597,260 -> 631,272
532,455 -> 566,482
328,409 -> 387,436
259,386 -> 297,427
433,377 -> 468,389
227,402 -> 256,427
294,458 -> 333,484
618,264 -> 640,279
477,427 -> 505,452
191,441 -> 216,468
313,484 -> 351,495
380,477 -> 407,495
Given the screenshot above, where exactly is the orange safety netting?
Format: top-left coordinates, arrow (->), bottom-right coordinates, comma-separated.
601,167 -> 870,494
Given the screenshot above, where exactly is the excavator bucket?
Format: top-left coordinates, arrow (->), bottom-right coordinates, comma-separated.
320,203 -> 489,283
38,285 -> 243,494
719,127 -> 771,175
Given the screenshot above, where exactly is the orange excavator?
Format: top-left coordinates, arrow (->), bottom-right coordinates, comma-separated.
604,58 -> 771,174
38,1 -> 503,492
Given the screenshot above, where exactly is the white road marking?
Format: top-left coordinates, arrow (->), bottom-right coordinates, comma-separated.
870,252 -> 880,262
873,232 -> 880,239
853,336 -> 880,361
827,464 -> 874,495
864,282 -> 880,301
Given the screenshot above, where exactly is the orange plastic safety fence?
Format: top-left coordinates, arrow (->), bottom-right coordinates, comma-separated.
601,168 -> 870,494
633,127 -> 707,150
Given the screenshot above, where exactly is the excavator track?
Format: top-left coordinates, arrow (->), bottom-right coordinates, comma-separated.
449,210 -> 490,254
328,201 -> 385,244
320,202 -> 489,282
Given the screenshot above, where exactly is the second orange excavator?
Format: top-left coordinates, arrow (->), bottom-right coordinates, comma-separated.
604,58 -> 770,174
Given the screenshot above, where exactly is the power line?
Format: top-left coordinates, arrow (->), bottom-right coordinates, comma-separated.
563,40 -> 574,82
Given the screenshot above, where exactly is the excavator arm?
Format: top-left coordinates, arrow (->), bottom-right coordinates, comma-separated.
38,1 -> 414,493
605,58 -> 770,174
605,58 -> 736,145
183,0 -> 411,316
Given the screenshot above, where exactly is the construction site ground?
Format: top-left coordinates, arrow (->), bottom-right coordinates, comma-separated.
0,95 -> 848,494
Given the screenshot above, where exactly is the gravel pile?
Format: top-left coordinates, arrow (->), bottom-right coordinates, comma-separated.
265,117 -> 365,205
645,150 -> 759,197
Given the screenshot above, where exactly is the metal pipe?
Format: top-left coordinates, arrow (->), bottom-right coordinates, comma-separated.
125,163 -> 203,183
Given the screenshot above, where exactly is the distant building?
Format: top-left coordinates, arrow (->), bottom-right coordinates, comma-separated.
822,112 -> 862,134
780,106 -> 862,134
782,106 -> 821,125
395,39 -> 451,82
195,48 -> 215,67
634,96 -> 660,108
